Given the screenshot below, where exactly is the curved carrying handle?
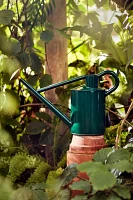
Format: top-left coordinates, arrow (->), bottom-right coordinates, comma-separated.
98,70 -> 119,96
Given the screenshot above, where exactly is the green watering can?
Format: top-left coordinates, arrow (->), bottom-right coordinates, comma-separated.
20,70 -> 119,136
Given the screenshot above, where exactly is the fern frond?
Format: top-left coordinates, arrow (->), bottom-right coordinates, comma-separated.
57,154 -> 66,169
0,156 -> 11,176
25,162 -> 51,186
8,152 -> 42,183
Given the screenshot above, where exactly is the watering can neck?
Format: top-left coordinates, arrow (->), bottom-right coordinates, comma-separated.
85,75 -> 98,88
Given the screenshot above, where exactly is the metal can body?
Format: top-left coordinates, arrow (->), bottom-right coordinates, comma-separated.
70,87 -> 105,135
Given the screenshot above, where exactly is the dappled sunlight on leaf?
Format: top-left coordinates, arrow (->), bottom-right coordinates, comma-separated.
0,90 -> 19,115
0,176 -> 13,200
0,10 -> 14,24
1,57 -> 21,76
0,37 -> 21,56
0,129 -> 14,148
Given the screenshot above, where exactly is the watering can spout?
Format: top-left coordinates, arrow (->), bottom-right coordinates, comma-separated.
19,78 -> 72,127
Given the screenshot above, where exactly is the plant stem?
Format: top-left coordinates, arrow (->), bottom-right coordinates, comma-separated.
106,108 -> 133,128
115,101 -> 133,149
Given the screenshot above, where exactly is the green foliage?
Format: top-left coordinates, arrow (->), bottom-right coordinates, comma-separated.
104,125 -> 129,147
25,121 -> 47,135
0,1 -> 133,200
70,180 -> 91,193
0,176 -> 13,200
46,164 -> 77,199
10,183 -> 48,200
0,151 -> 51,188
26,162 -> 51,185
40,30 -> 54,43
0,156 -> 11,176
62,147 -> 133,199
39,74 -> 52,88
8,152 -> 41,182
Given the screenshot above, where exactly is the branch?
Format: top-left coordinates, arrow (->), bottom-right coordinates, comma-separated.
106,108 -> 133,129
115,101 -> 133,149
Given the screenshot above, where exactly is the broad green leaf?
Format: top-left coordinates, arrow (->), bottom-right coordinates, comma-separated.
71,194 -> 88,200
18,52 -> 30,69
0,90 -> 19,115
31,189 -> 48,200
30,52 -> 42,73
46,176 -> 64,198
92,22 -> 102,33
0,129 -> 14,148
2,118 -> 20,126
10,187 -> 32,200
28,75 -> 38,86
89,170 -> 116,191
10,187 -> 48,200
70,180 -> 91,193
60,164 -> 78,186
39,129 -> 54,145
89,192 -> 107,200
0,10 -> 14,25
0,71 -> 10,84
77,161 -> 106,174
0,176 -> 13,200
1,57 -> 21,75
107,192 -> 121,200
106,149 -> 130,164
31,183 -> 47,190
110,160 -> 133,173
39,74 -> 52,88
88,11 -> 99,23
0,37 -> 21,56
113,186 -> 131,199
55,87 -> 69,102
101,58 -> 120,69
93,148 -> 113,164
40,30 -> 54,43
26,121 -> 47,135
35,112 -> 52,123
56,188 -> 71,200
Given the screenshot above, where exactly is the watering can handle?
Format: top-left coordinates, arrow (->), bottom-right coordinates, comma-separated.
98,70 -> 119,96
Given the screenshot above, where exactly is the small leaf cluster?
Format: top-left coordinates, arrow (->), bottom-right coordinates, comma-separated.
105,124 -> 129,147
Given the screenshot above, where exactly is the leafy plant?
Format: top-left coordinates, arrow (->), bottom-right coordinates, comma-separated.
0,150 -> 51,186
0,176 -> 13,200
46,147 -> 133,200
9,164 -> 78,200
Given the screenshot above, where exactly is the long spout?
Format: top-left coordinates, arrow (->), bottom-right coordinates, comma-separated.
20,78 -> 72,127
